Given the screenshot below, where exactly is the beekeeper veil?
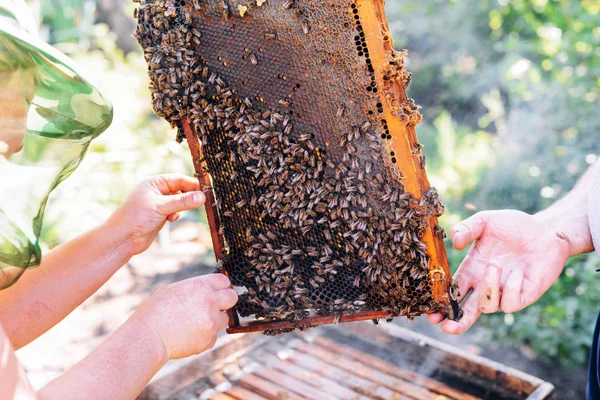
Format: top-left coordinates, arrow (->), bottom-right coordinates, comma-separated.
0,0 -> 113,288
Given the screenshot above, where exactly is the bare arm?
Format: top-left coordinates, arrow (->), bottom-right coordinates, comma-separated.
0,175 -> 205,349
0,324 -> 36,400
430,164 -> 595,334
1,274 -> 237,400
37,314 -> 167,400
0,312 -> 163,400
533,165 -> 594,256
0,221 -> 133,350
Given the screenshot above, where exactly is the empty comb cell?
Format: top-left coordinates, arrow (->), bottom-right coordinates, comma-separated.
134,0 -> 462,334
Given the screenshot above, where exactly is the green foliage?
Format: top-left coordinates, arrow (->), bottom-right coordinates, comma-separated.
386,0 -> 600,368
40,0 -> 98,45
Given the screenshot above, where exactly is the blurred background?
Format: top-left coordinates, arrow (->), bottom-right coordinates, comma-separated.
15,0 -> 600,397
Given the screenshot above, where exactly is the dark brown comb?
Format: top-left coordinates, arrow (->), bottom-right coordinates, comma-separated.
134,0 -> 462,335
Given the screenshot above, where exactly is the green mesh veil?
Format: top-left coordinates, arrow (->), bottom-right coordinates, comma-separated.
0,1 -> 113,289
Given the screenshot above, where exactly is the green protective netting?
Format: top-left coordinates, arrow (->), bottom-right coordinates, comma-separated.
0,9 -> 113,289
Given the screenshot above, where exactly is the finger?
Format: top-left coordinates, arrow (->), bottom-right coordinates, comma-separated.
206,273 -> 232,290
428,273 -> 473,325
158,191 -> 206,216
206,334 -> 218,350
520,277 -> 542,309
153,174 -> 200,195
440,289 -> 481,335
501,269 -> 524,313
450,212 -> 488,251
428,313 -> 445,324
452,262 -> 480,304
167,213 -> 180,222
478,262 -> 502,314
217,288 -> 238,310
216,311 -> 230,330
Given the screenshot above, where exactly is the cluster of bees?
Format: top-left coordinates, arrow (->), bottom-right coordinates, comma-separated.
134,0 -> 448,330
380,50 -> 422,128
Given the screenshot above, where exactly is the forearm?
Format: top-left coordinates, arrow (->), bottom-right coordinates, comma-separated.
0,219 -> 135,349
38,315 -> 166,400
534,164 -> 596,256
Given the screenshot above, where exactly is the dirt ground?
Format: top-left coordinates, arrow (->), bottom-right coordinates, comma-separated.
17,221 -> 588,398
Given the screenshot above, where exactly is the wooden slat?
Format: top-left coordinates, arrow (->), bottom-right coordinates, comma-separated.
226,310 -> 394,334
226,386 -> 269,400
239,374 -> 307,400
277,360 -> 368,400
208,372 -> 230,388
276,359 -> 369,400
253,367 -> 337,400
286,348 -> 410,400
296,343 -> 442,400
313,337 -> 479,400
138,333 -> 270,399
209,393 -> 236,400
526,383 -> 556,400
251,349 -> 366,400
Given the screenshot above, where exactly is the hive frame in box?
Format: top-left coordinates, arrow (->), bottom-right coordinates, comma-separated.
137,0 -> 463,334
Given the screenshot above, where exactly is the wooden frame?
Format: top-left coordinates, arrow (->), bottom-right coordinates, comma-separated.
181,0 -> 461,334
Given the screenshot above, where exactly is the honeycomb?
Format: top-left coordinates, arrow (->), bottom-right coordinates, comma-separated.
134,0 -> 462,334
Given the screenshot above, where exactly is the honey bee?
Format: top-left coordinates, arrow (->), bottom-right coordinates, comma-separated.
302,20 -> 310,34
450,276 -> 461,301
222,2 -> 230,18
283,0 -> 294,10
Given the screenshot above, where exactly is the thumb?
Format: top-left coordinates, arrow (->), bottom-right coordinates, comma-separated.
158,191 -> 206,216
450,212 -> 488,250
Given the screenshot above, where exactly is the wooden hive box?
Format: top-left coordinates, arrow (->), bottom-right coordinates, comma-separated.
138,321 -> 555,400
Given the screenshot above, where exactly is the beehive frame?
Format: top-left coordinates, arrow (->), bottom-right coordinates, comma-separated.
134,0 -> 462,334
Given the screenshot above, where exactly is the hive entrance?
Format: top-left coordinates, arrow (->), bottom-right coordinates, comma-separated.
134,0 -> 462,334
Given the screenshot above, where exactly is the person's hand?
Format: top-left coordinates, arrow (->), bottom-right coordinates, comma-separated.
429,210 -> 572,334
133,274 -> 238,360
106,174 -> 205,256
